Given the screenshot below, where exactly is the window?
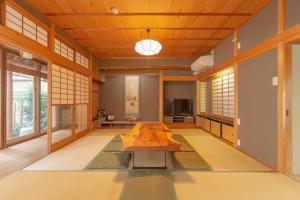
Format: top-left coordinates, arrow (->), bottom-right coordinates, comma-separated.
212,76 -> 223,116
199,81 -> 206,113
212,71 -> 234,118
54,38 -> 74,61
75,73 -> 89,133
75,52 -> 89,68
51,105 -> 72,144
5,51 -> 48,144
5,4 -> 48,47
6,72 -> 35,140
40,78 -> 48,133
222,73 -> 235,118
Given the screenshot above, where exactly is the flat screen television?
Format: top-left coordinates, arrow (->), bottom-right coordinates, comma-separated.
173,99 -> 193,115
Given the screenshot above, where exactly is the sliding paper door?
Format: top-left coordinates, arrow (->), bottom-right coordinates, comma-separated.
51,64 -> 74,144
49,63 -> 90,150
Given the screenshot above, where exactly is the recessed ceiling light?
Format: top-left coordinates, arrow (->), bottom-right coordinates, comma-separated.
111,7 -> 119,15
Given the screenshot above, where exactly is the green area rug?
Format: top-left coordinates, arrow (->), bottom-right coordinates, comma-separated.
169,151 -> 212,171
85,152 -> 131,170
85,134 -> 211,171
119,169 -> 177,200
171,135 -> 195,152
102,140 -> 123,152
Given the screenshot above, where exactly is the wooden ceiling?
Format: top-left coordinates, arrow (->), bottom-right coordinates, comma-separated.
25,0 -> 271,59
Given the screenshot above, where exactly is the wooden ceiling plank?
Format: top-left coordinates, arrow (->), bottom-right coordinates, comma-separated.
62,27 -> 235,31
73,37 -> 223,41
45,12 -> 252,17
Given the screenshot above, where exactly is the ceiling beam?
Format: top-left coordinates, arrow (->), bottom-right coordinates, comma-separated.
62,27 -> 234,31
74,37 -> 223,41
86,45 -> 214,49
45,12 -> 252,17
98,66 -> 191,71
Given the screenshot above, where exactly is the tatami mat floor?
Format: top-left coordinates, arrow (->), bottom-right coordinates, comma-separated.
23,128 -> 271,172
0,128 -> 299,200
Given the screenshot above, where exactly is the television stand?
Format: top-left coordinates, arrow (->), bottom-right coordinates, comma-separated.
163,115 -> 195,124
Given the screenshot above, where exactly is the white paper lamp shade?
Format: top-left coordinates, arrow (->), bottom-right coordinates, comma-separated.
135,39 -> 162,56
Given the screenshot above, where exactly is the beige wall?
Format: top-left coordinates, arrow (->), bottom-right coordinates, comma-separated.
292,45 -> 300,175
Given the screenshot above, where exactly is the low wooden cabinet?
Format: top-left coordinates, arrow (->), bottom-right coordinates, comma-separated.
222,124 -> 235,143
164,115 -> 195,124
196,116 -> 204,128
203,119 -> 211,132
211,121 -> 221,137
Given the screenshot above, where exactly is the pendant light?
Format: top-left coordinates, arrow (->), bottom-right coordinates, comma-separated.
135,29 -> 162,56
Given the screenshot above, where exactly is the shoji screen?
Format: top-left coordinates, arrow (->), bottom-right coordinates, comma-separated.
200,81 -> 206,113
222,73 -> 234,118
51,64 -> 75,144
5,4 -> 48,47
75,52 -> 89,68
54,38 -> 74,61
75,73 -> 89,133
212,77 -> 223,116
51,64 -> 74,105
211,71 -> 235,119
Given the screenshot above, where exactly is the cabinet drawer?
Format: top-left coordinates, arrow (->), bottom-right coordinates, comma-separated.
211,121 -> 221,137
222,124 -> 235,143
197,116 -> 204,128
164,116 -> 173,124
203,119 -> 211,132
184,116 -> 194,124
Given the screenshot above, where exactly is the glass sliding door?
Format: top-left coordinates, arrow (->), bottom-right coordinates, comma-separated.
40,78 -> 48,134
4,49 -> 48,146
6,72 -> 35,141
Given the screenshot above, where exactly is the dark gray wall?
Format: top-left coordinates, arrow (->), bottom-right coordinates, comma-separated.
163,69 -> 194,76
164,81 -> 196,114
100,76 -> 159,121
286,0 -> 300,29
238,0 -> 277,53
140,76 -> 160,121
238,49 -> 278,169
214,33 -> 234,66
100,76 -> 124,120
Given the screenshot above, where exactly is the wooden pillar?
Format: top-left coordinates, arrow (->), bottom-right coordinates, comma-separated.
159,70 -> 163,122
233,30 -> 239,147
88,54 -> 93,130
277,0 -> 291,174
47,23 -> 55,152
0,49 -> 4,149
34,63 -> 41,136
49,23 -> 55,52
196,80 -> 200,115
0,0 -> 6,25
